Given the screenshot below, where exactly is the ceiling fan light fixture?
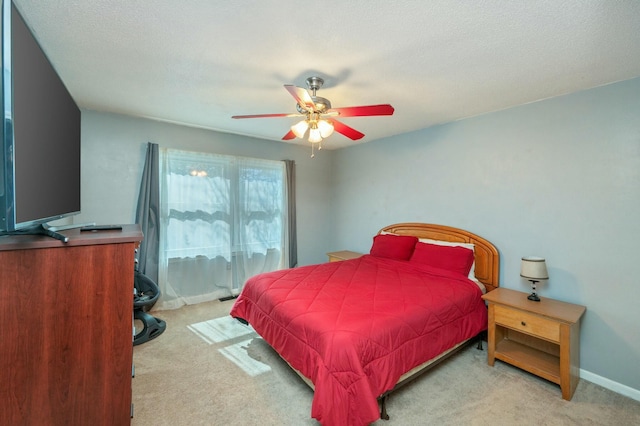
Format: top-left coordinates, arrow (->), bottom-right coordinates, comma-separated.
291,120 -> 309,139
318,119 -> 334,138
308,123 -> 322,143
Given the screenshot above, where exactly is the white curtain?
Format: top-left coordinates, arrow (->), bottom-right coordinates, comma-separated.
156,148 -> 287,310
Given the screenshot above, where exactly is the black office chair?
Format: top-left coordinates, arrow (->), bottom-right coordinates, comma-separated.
133,270 -> 166,345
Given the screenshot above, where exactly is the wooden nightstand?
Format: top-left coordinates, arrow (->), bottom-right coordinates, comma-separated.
482,288 -> 586,400
327,250 -> 363,262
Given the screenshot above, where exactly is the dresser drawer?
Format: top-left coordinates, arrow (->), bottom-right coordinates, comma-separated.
494,305 -> 560,343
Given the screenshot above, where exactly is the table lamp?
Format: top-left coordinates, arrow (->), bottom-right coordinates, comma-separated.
520,256 -> 548,302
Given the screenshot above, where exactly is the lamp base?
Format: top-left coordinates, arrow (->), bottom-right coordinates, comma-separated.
527,293 -> 541,302
527,279 -> 541,302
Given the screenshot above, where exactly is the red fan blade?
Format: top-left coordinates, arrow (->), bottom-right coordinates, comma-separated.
284,85 -> 315,111
329,119 -> 365,140
328,104 -> 394,117
282,130 -> 296,140
232,113 -> 300,119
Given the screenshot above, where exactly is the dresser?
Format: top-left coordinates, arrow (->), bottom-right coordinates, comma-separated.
0,225 -> 142,425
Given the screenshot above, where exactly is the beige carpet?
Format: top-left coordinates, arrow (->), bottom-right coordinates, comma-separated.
132,300 -> 640,425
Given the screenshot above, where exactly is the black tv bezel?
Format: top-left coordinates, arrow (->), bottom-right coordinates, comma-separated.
1,0 -> 81,233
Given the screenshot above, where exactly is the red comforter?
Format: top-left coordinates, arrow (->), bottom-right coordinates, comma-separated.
230,255 -> 487,426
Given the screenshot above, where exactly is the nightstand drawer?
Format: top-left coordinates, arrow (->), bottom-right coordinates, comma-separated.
494,305 -> 560,343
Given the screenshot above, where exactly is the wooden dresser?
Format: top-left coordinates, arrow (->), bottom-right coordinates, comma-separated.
0,225 -> 143,425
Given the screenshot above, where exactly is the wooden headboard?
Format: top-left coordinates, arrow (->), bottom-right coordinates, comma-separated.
379,223 -> 500,293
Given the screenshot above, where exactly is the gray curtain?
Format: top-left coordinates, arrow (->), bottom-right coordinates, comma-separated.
135,142 -> 160,283
284,159 -> 297,267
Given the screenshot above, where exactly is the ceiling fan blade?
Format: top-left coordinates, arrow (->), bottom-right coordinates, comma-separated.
284,84 -> 315,111
232,113 -> 301,119
328,104 -> 395,117
329,119 -> 365,140
282,130 -> 297,140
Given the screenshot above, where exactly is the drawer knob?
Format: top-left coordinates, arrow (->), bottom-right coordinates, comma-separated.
521,321 -> 526,326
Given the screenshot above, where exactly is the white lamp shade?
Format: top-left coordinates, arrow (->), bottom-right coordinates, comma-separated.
291,120 -> 309,139
308,126 -> 322,143
317,119 -> 334,138
520,257 -> 549,280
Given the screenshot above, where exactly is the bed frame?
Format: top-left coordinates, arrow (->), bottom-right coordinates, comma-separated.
286,223 -> 500,421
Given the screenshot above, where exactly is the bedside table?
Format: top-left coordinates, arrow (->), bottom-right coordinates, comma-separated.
327,250 -> 363,262
482,288 -> 586,400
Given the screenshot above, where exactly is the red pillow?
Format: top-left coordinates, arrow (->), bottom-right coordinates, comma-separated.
369,234 -> 418,260
410,242 -> 475,276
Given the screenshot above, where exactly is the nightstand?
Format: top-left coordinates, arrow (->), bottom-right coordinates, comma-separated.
482,288 -> 586,400
326,250 -> 363,262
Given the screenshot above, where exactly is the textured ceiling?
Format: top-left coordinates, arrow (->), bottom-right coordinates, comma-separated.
12,0 -> 640,149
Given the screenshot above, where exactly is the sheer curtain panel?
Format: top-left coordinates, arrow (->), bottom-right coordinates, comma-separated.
157,149 -> 287,310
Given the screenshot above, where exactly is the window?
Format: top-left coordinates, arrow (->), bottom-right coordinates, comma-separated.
158,148 -> 287,309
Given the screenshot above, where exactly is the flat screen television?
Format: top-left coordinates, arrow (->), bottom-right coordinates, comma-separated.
1,0 -> 81,241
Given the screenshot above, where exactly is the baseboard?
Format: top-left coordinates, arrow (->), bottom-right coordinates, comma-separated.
581,368 -> 640,402
218,294 -> 239,302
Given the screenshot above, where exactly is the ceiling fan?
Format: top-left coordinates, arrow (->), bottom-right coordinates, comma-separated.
232,76 -> 394,156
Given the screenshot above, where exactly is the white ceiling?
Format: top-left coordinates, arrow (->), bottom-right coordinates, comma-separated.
13,0 -> 640,150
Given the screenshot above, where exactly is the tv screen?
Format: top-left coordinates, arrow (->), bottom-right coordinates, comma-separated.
1,0 -> 81,233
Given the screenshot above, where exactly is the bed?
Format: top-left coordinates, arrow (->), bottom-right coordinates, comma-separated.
230,223 -> 499,425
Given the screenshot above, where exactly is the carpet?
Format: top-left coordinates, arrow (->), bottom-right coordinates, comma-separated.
132,299 -> 640,425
